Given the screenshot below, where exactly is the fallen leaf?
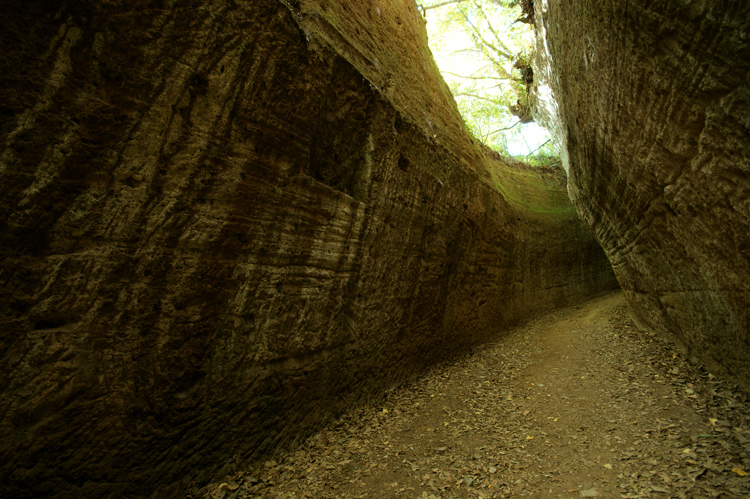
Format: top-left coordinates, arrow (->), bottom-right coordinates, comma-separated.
708,418 -> 718,426
732,467 -> 747,477
526,435 -> 534,440
382,408 -> 388,414
603,463 -> 613,469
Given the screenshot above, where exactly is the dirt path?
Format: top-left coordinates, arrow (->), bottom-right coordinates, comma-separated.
194,292 -> 750,499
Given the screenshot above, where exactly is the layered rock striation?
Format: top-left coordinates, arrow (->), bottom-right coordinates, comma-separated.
533,0 -> 750,389
0,0 -> 616,497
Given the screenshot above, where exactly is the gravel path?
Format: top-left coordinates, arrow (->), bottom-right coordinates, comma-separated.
193,292 -> 750,498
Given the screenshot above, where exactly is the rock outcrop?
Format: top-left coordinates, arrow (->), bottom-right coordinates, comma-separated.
0,0 -> 616,497
533,0 -> 750,389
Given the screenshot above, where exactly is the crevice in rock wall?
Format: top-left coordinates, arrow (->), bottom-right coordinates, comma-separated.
0,0 -> 617,497
304,59 -> 377,202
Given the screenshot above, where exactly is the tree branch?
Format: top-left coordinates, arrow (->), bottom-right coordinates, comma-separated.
472,0 -> 515,58
461,12 -> 513,60
461,16 -> 512,80
486,120 -> 520,137
442,70 -> 507,80
453,92 -> 503,104
421,0 -> 468,11
526,139 -> 552,157
451,47 -> 483,55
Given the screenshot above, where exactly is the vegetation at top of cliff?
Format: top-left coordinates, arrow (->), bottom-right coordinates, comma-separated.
482,145 -> 572,215
421,0 -> 555,160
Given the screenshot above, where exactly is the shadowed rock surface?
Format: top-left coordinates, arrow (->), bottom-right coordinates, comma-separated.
0,0 -> 616,497
532,0 -> 750,390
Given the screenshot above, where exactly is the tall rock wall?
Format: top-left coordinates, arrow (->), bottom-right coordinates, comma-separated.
0,0 -> 616,497
534,0 -> 750,388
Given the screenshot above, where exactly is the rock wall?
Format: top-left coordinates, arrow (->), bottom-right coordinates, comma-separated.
0,0 -> 616,497
534,0 -> 750,388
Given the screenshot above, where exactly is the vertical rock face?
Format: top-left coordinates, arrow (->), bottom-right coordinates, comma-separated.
0,0 -> 616,497
535,1 -> 750,388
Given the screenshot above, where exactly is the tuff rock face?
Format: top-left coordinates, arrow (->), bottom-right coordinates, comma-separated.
532,0 -> 750,390
0,0 -> 616,497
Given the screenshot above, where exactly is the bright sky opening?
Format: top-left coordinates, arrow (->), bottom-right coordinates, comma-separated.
423,2 -> 553,158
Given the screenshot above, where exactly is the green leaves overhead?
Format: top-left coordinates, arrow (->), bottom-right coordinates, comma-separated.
424,0 -> 555,158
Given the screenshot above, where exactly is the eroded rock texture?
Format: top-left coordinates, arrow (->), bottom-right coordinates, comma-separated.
0,0 -> 616,496
535,1 -> 750,388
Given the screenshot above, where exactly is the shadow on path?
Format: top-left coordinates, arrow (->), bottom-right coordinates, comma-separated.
195,292 -> 750,498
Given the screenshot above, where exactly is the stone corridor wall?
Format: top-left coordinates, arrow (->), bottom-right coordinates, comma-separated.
533,0 -> 750,389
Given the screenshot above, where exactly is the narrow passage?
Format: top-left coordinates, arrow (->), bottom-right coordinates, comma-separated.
196,292 -> 750,499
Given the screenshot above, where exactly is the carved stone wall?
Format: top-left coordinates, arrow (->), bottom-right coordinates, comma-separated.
535,0 -> 750,389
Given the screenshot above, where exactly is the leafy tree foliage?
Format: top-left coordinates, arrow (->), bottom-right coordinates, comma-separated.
422,0 -> 555,159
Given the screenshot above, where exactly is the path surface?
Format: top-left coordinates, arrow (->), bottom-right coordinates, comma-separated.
195,292 -> 750,498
